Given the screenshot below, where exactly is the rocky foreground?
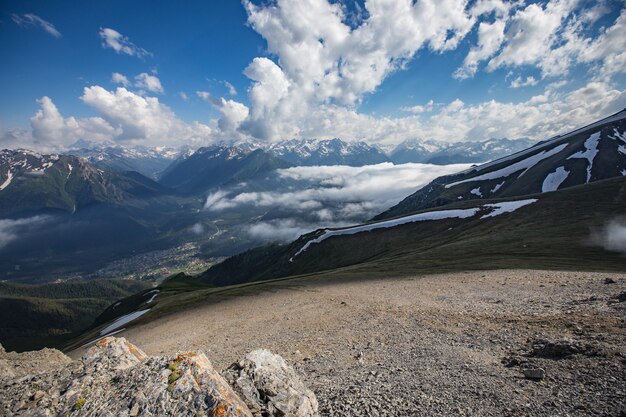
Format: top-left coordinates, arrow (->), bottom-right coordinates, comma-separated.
2,270 -> 626,416
0,337 -> 318,416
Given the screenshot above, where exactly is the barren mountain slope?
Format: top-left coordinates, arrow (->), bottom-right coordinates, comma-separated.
71,269 -> 626,417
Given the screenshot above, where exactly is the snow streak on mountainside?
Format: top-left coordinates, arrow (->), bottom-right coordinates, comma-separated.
445,143 -> 569,188
567,132 -> 600,183
292,198 -> 538,259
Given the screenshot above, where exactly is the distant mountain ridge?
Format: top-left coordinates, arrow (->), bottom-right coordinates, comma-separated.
388,137 -> 536,165
49,137 -> 543,187
266,138 -> 389,166
158,144 -> 293,194
0,149 -> 168,217
67,143 -> 185,180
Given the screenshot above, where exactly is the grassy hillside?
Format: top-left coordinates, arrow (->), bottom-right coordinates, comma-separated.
0,279 -> 151,352
66,178 -> 626,351
199,177 -> 626,285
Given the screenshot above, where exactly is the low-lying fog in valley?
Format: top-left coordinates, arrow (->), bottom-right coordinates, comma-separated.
203,162 -> 472,241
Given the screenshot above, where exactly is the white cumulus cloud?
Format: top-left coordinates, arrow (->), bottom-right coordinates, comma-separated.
30,96 -> 119,150
510,76 -> 539,88
111,72 -> 130,87
80,86 -> 211,147
134,73 -> 164,94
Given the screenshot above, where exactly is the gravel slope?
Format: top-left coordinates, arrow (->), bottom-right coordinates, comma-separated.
73,270 -> 626,416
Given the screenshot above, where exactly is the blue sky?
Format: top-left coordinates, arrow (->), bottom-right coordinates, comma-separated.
1,0 -> 625,150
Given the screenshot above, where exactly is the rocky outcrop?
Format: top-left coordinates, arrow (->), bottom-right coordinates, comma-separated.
0,337 -> 317,417
225,349 -> 319,417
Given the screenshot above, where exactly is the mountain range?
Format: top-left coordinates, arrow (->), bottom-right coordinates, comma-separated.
1,112 -> 624,284
158,145 -> 292,194
68,143 -> 184,180
3,109 -> 626,352
61,137 -> 539,183
376,110 -> 626,220
388,137 -> 536,164
199,108 -> 626,286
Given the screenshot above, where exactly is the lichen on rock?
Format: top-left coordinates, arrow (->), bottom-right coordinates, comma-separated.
0,337 -> 317,417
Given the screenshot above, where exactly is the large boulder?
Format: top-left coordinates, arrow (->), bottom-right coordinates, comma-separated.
225,349 -> 319,417
83,336 -> 148,371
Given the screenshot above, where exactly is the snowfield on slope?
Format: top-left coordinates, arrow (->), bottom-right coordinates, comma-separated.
99,309 -> 151,336
567,132 -> 600,183
542,166 -> 570,192
445,143 -> 568,189
480,199 -> 538,219
293,199 -> 539,258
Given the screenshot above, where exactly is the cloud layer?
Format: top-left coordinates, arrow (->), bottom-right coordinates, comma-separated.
0,216 -> 52,250
204,162 -> 471,242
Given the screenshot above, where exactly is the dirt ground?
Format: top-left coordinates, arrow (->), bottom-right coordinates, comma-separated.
74,269 -> 626,416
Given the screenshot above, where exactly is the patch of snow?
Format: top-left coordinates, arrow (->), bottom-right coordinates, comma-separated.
470,187 -> 482,197
145,290 -> 160,304
542,166 -> 570,192
99,309 -> 150,336
292,207 -> 481,259
480,199 -> 538,219
446,143 -> 568,188
491,181 -> 505,193
567,132 -> 600,183
610,128 -> 626,156
622,169 -> 626,176
0,170 -> 13,191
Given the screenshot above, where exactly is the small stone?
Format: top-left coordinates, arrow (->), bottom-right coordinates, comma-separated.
522,368 -> 545,380
129,402 -> 139,417
604,277 -> 616,284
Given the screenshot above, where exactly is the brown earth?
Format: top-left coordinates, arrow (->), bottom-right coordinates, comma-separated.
72,269 -> 626,416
